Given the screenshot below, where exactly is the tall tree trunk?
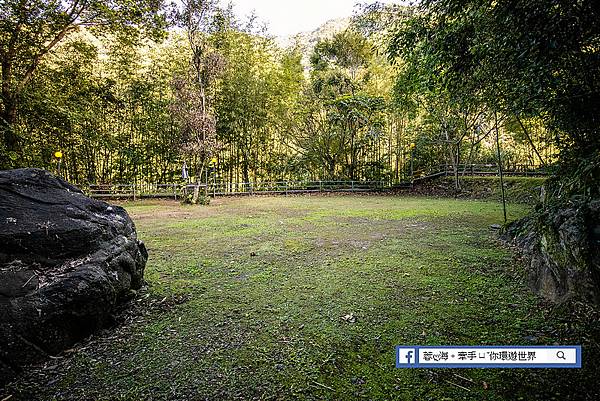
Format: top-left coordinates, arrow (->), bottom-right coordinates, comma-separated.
329,158 -> 336,179
454,142 -> 461,191
242,152 -> 250,184
1,98 -> 20,159
515,114 -> 546,167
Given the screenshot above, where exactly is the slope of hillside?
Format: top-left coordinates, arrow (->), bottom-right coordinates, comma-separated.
279,17 -> 351,67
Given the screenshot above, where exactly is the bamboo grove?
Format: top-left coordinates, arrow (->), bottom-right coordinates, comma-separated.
1,1 -> 563,187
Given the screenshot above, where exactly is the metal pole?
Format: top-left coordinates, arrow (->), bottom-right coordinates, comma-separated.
495,111 -> 507,225
410,150 -> 414,186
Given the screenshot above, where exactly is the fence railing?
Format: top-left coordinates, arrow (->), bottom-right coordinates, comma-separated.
84,164 -> 549,199
87,180 -> 393,200
440,163 -> 549,177
88,183 -> 180,200
209,180 -> 391,196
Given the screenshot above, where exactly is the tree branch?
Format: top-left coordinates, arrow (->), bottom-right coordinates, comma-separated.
16,0 -> 88,93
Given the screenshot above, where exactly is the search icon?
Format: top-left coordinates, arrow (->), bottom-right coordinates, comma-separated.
557,351 -> 567,360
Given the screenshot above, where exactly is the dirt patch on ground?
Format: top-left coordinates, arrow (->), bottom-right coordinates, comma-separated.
117,199 -> 224,221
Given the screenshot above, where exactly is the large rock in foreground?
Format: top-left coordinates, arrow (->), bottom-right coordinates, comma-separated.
504,199 -> 600,304
0,169 -> 147,385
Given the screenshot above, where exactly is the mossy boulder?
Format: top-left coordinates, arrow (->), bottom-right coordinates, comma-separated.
0,169 -> 148,386
505,199 -> 600,303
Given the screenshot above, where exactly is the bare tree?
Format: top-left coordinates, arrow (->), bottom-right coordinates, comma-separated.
171,0 -> 226,181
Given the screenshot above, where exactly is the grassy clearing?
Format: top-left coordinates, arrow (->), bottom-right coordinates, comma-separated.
4,195 -> 596,400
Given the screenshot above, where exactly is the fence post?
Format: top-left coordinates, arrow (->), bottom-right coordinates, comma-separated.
132,184 -> 136,201
285,181 -> 288,196
351,181 -> 354,191
192,183 -> 199,204
319,180 -> 322,192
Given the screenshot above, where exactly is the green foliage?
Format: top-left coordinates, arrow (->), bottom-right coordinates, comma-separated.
311,30 -> 371,73
0,2 -> 560,188
183,191 -> 210,206
215,29 -> 304,183
13,32 -> 189,183
288,29 -> 398,181
388,0 -> 599,195
0,0 -> 169,168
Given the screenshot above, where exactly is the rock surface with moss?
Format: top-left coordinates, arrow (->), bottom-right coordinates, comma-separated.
505,197 -> 600,304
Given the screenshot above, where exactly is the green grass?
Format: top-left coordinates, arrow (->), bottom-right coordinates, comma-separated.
4,195 -> 596,400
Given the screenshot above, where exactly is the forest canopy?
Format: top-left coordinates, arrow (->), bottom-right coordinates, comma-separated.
0,0 -> 596,198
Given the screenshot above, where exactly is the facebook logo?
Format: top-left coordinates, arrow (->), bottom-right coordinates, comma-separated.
396,347 -> 418,367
